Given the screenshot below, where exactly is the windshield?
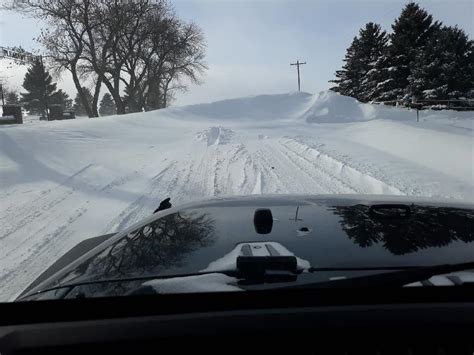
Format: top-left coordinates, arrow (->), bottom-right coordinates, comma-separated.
0,0 -> 473,302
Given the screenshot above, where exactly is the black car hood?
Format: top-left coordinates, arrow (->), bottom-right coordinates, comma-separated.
19,195 -> 474,300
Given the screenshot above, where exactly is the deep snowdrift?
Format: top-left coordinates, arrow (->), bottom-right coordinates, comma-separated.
302,90 -> 474,124
0,90 -> 473,301
168,92 -> 315,121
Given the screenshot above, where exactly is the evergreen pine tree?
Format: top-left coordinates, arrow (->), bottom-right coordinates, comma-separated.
330,23 -> 388,102
21,59 -> 59,115
357,23 -> 389,102
377,2 -> 441,101
5,90 -> 20,105
50,89 -> 72,109
330,36 -> 361,98
361,50 -> 397,102
99,93 -> 117,116
409,26 -> 474,101
73,88 -> 93,116
123,86 -> 144,113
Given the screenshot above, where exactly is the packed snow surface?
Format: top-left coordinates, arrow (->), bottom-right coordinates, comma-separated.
1,90 -> 473,301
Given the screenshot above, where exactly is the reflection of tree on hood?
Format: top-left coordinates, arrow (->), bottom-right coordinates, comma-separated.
66,212 -> 216,283
333,205 -> 474,255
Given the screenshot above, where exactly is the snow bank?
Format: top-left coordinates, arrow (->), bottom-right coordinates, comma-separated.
164,89 -> 473,125
167,92 -> 314,121
302,90 -> 413,123
300,90 -> 474,124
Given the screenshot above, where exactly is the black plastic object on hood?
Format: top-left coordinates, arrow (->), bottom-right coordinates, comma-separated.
253,208 -> 273,234
154,198 -> 172,213
237,242 -> 298,277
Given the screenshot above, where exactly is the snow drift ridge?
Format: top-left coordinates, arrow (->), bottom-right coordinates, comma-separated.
168,92 -> 314,121
167,90 -> 418,123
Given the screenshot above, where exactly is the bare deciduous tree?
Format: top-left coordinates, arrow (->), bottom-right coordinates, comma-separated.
5,0 -> 207,116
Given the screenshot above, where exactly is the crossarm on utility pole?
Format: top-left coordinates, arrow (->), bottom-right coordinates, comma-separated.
290,60 -> 307,92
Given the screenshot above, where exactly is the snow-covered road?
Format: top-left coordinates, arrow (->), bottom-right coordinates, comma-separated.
1,91 -> 473,301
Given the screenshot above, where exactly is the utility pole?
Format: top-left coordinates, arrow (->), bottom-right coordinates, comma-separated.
290,60 -> 306,91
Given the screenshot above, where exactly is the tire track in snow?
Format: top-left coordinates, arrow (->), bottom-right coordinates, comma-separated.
0,164 -> 139,241
214,144 -> 256,195
250,148 -> 289,194
226,137 -> 402,196
280,139 -> 403,195
102,161 -> 181,232
288,136 -> 458,199
0,164 -> 95,240
98,171 -> 139,193
248,140 -> 345,194
105,143 -> 246,233
271,143 -> 357,194
0,205 -> 88,301
240,156 -> 260,194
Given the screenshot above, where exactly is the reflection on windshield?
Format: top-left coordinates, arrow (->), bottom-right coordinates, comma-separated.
332,205 -> 474,255
60,212 -> 216,285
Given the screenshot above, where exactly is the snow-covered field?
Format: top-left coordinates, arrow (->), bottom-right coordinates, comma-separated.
1,90 -> 473,301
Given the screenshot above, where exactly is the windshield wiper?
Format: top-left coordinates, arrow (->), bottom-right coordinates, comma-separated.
280,261 -> 474,289
29,271 -> 238,293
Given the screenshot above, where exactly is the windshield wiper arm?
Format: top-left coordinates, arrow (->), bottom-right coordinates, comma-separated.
280,262 -> 474,289
23,271 -> 239,298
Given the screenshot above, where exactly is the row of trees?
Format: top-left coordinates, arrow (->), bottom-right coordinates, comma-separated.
72,86 -> 117,116
330,2 -> 474,103
5,0 -> 207,117
2,60 -> 117,116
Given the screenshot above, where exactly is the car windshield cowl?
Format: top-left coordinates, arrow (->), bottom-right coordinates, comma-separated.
19,261 -> 474,300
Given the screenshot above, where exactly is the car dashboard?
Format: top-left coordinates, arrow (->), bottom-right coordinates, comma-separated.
2,287 -> 474,354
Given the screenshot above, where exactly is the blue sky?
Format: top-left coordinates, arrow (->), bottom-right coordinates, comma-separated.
1,0 -> 473,105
